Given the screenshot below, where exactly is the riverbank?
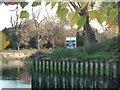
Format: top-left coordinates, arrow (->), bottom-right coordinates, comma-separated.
0,50 -> 36,60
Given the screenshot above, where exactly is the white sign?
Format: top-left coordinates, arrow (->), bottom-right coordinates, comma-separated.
66,37 -> 76,49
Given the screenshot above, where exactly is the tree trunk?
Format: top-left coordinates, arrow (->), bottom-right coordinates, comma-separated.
118,1 -> 120,35
37,30 -> 40,50
80,5 -> 97,53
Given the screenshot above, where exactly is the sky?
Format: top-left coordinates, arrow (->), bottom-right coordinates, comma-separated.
0,1 -> 107,33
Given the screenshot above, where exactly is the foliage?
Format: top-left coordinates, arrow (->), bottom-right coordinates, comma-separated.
38,20 -> 66,48
57,3 -> 68,22
47,47 -> 82,60
25,51 -> 47,61
76,36 -> 119,60
29,36 -> 37,49
0,31 -> 10,50
4,1 -> 118,30
20,10 -> 30,18
0,54 -> 8,64
85,36 -> 119,55
77,36 -> 83,46
0,31 -> 9,63
20,2 -> 28,9
76,52 -> 118,61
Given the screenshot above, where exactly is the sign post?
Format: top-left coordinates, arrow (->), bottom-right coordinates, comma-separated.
66,37 -> 76,49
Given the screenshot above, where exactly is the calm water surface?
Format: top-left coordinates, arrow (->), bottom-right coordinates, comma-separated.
0,59 -> 31,89
0,59 -> 119,89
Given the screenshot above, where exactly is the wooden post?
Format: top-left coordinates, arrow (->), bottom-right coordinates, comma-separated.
50,60 -> 53,72
43,60 -> 45,73
60,61 -> 63,75
85,61 -> 89,75
54,61 -> 57,73
64,61 -> 67,88
32,60 -> 35,89
117,61 -> 120,88
36,60 -> 39,88
93,61 -> 98,88
80,61 -> 84,76
62,61 -> 65,74
66,60 -> 69,75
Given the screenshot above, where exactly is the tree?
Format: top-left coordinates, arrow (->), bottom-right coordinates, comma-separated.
3,19 -> 37,49
3,27 -> 21,50
2,1 -> 30,50
2,1 -> 119,49
31,2 -> 47,50
38,20 -> 66,48
54,1 -> 118,51
118,1 -> 120,35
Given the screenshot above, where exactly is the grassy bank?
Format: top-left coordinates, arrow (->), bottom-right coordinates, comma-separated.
25,36 -> 119,61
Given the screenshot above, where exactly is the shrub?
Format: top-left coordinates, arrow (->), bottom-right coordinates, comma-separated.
76,52 -> 118,61
25,51 -> 47,61
85,36 -> 120,55
48,47 -> 83,60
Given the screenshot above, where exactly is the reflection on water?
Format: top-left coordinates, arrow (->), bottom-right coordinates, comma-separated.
0,59 -> 31,89
32,71 -> 118,89
31,60 -> 120,89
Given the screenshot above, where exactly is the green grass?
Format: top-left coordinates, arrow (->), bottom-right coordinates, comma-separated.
76,52 -> 118,61
47,47 -> 82,60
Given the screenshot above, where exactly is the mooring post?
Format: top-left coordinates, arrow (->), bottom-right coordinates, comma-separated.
50,60 -> 53,72
55,61 -> 57,73
32,60 -> 36,89
117,61 -> 120,88
80,61 -> 84,76
62,61 -> 65,74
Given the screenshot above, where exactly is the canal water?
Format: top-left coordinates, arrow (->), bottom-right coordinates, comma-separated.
31,60 -> 120,89
0,59 -> 31,89
0,59 -> 120,89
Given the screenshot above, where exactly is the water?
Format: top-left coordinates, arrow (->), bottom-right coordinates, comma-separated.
31,60 -> 120,89
0,59 -> 31,89
1,59 -> 119,89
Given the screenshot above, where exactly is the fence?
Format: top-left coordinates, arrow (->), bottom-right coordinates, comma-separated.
31,59 -> 120,89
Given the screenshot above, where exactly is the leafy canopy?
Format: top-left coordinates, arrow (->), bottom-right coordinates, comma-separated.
3,1 -> 119,30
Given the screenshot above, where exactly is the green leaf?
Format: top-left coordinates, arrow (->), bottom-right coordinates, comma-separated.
51,2 -> 56,9
107,8 -> 118,24
20,10 -> 29,18
0,31 -> 10,50
20,2 -> 28,9
96,13 -> 105,25
77,16 -> 86,30
46,2 -> 50,5
68,12 -> 80,27
89,10 -> 99,20
106,7 -> 112,16
61,2 -> 68,8
0,54 -> 8,64
57,5 -> 68,22
32,2 -> 41,7
79,2 -> 88,10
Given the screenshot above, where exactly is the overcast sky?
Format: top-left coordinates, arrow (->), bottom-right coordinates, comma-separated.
0,1 -> 58,30
0,1 -> 107,33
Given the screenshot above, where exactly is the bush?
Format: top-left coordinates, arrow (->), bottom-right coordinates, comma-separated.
25,51 -> 47,61
76,52 -> 118,61
77,36 -> 119,61
85,36 -> 120,55
48,47 -> 83,60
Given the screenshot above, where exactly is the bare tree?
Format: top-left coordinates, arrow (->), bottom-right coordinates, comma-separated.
9,5 -> 23,50
32,6 -> 46,50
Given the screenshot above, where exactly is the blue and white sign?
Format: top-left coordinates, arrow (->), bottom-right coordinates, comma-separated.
66,37 -> 76,49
